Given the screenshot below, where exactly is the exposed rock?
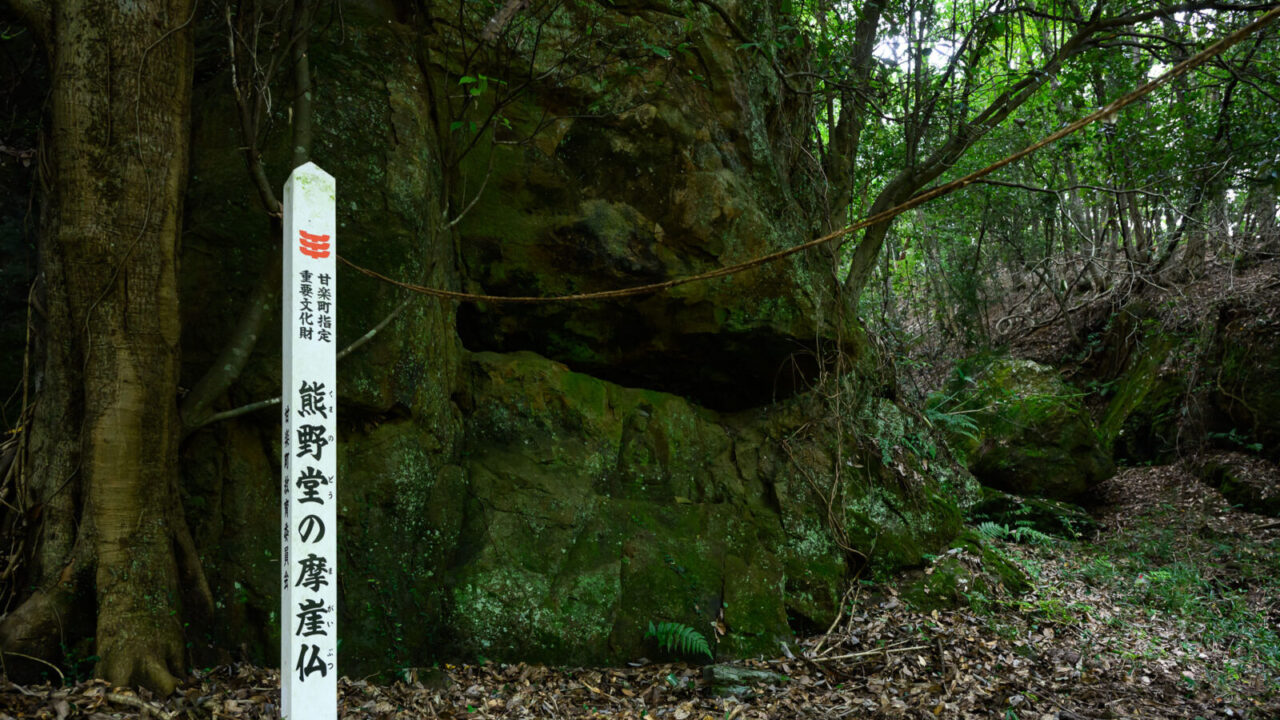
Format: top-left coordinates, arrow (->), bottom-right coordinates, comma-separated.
1203,301 -> 1280,461
936,356 -> 1113,502
1095,309 -> 1185,464
176,4 -> 972,675
180,10 -> 464,670
447,350 -> 968,664
701,664 -> 789,687
899,534 -> 1030,613
1088,290 -> 1280,465
446,1 -> 845,411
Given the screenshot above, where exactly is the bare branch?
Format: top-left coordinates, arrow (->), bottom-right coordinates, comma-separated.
193,395 -> 280,429
974,178 -> 1171,199
290,0 -> 314,169
182,0 -> 321,438
179,247 -> 281,437
188,297 -> 415,432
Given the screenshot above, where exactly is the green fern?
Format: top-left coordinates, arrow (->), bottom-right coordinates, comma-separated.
977,520 -> 1008,540
977,520 -> 1053,546
1009,522 -> 1054,546
925,405 -> 981,441
645,621 -> 713,659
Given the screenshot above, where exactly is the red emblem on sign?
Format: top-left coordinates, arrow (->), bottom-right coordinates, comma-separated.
299,230 -> 331,259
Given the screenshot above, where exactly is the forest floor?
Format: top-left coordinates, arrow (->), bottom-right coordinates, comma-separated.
2,459 -> 1277,719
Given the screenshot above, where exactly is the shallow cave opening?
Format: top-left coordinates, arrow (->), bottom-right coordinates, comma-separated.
457,304 -> 825,412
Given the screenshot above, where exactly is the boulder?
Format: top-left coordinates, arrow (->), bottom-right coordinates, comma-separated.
1096,319 -> 1184,464
1087,292 -> 1280,465
967,486 -> 1097,540
446,350 -> 969,664
1203,302 -> 1280,461
935,357 -> 1113,501
899,532 -> 1030,613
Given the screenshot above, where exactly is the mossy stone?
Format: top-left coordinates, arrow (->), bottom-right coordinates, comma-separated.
901,532 -> 1031,612
941,356 -> 1113,501
447,350 -> 968,664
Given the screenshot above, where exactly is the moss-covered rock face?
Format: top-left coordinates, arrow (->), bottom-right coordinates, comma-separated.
938,357 -> 1113,502
180,8 -> 465,670
177,4 -> 970,675
440,1 -> 843,411
1088,297 -> 1280,464
900,532 -> 1029,613
1097,326 -> 1184,464
183,10 -> 459,416
449,350 -> 967,664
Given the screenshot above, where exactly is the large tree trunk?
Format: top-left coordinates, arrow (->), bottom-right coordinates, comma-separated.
0,0 -> 208,695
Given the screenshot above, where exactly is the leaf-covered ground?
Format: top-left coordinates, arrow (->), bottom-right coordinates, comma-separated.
2,460 -> 1277,720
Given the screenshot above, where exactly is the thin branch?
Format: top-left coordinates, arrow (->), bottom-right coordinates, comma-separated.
804,645 -> 931,663
189,297 -> 415,431
196,395 -> 280,428
336,296 -> 414,363
179,248 -> 280,437
226,4 -> 282,215
290,0 -> 313,169
183,0 -> 319,438
445,140 -> 496,228
2,650 -> 63,682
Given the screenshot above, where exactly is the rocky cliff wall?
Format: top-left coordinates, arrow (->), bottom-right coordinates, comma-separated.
172,1 -> 974,673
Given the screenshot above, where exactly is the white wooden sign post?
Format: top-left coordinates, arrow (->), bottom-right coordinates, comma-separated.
281,162 -> 337,720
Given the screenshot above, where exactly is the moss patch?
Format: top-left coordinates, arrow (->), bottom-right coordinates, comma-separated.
937,356 -> 1113,501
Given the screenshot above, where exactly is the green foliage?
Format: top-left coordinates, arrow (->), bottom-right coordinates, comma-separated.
645,621 -> 713,660
1206,428 -> 1263,454
1013,596 -> 1094,627
59,639 -> 100,685
1083,504 -> 1280,690
925,403 -> 980,442
976,520 -> 1054,547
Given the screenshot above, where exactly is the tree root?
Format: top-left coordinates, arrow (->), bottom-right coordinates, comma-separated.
0,586 -> 73,682
98,648 -> 183,698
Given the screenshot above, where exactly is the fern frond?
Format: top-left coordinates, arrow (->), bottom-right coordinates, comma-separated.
977,521 -> 1009,539
1009,525 -> 1054,546
926,406 -> 981,441
645,621 -> 713,659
